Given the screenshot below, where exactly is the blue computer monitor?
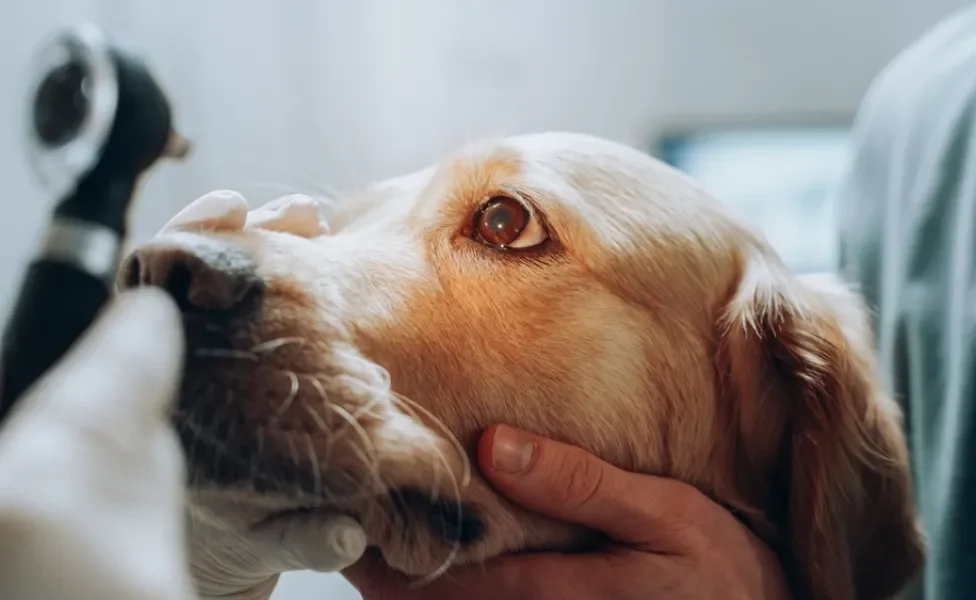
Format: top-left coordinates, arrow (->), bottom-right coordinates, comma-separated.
657,124 -> 852,273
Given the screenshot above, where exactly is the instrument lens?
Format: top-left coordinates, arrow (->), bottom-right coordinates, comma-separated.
33,59 -> 89,147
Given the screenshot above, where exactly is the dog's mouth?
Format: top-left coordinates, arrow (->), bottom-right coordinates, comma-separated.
173,308 -> 487,570
172,303 -> 372,495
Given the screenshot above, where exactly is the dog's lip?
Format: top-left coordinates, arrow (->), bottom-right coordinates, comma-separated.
251,506 -> 356,532
253,506 -> 312,527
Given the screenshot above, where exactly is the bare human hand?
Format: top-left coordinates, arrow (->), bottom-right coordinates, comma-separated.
345,424 -> 791,600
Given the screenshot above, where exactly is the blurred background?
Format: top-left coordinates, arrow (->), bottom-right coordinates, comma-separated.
0,1 -> 969,597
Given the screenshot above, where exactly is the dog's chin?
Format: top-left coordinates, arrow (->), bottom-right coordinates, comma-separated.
173,312 -> 492,575
176,385 -> 490,577
184,477 -> 489,577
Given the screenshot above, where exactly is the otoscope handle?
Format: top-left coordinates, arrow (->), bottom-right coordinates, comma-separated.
0,177 -> 131,417
0,259 -> 112,418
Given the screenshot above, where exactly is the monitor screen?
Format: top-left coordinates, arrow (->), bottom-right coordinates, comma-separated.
658,125 -> 852,273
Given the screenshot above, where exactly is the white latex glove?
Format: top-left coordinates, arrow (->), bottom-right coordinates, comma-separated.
189,511 -> 367,600
0,289 -> 194,600
0,286 -> 368,600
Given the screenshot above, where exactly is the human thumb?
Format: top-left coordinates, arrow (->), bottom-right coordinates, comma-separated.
478,424 -> 698,549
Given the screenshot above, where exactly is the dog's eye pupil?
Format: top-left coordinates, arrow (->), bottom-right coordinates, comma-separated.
476,196 -> 528,247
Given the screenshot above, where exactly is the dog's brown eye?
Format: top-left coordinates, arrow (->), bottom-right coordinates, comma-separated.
473,195 -> 547,249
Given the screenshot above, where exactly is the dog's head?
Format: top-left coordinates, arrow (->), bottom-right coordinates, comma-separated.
121,133 -> 922,599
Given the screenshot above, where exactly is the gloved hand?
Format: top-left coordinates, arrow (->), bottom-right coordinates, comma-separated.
0,289 -> 194,600
189,511 -> 367,599
0,288 -> 367,600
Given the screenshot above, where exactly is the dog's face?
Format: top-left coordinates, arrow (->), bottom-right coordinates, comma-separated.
122,133 -> 923,600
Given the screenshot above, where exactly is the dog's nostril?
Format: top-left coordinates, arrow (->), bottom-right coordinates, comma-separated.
162,263 -> 195,311
119,253 -> 142,290
117,236 -> 258,311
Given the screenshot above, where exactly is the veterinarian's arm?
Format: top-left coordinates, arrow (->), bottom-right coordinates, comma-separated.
0,289 -> 366,600
0,289 -> 194,600
346,424 -> 790,600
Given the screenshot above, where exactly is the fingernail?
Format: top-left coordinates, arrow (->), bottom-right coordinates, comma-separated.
491,425 -> 536,473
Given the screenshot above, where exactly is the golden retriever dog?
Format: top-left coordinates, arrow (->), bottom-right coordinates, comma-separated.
119,132 -> 924,600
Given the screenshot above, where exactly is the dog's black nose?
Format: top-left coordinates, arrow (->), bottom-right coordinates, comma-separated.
118,233 -> 258,311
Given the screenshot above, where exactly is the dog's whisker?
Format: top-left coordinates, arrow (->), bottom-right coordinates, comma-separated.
344,441 -> 382,495
176,411 -> 332,507
243,181 -> 336,202
348,387 -> 464,586
350,394 -> 385,422
249,426 -> 263,483
275,371 -> 301,417
210,155 -> 343,199
285,435 -> 300,467
376,391 -> 452,500
387,391 -> 423,423
259,167 -> 343,200
300,402 -> 332,436
178,413 -> 278,489
308,376 -> 329,402
304,433 -> 324,500
182,384 -> 213,468
413,430 -> 466,583
303,376 -> 340,465
194,348 -> 260,361
251,337 -> 306,355
321,395 -> 388,496
284,435 -> 302,494
411,539 -> 462,588
328,402 -> 377,461
181,347 -> 469,577
393,391 -> 472,489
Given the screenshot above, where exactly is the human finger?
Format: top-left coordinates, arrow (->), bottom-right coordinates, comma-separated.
478,424 -> 714,552
247,512 -> 368,573
345,548 -> 642,600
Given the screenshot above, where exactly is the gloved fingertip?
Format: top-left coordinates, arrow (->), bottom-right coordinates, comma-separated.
326,519 -> 368,568
252,513 -> 368,573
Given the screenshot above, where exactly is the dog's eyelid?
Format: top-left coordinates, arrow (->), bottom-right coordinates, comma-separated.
488,187 -> 548,225
504,187 -> 554,226
493,186 -> 533,208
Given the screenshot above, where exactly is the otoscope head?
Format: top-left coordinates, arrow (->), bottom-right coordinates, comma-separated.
0,23 -> 192,416
27,23 -> 191,200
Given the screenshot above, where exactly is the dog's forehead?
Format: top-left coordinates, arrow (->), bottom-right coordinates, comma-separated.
330,142 -> 520,229
330,132 -> 729,249
347,133 -> 638,206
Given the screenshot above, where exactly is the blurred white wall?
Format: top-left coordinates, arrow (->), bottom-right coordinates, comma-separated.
0,1 -> 968,598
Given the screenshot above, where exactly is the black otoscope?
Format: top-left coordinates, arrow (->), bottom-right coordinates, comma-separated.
0,24 -> 191,421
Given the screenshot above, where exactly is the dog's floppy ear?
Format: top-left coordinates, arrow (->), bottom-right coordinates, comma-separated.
716,253 -> 924,600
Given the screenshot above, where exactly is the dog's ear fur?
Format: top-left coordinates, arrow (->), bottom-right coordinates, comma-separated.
715,253 -> 925,600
